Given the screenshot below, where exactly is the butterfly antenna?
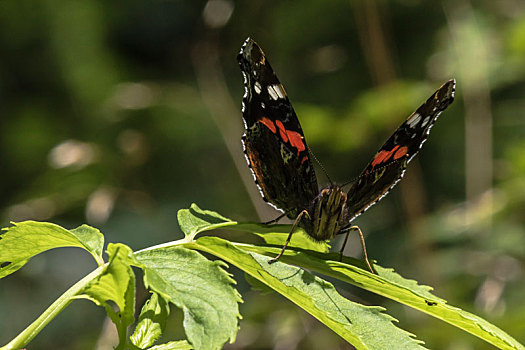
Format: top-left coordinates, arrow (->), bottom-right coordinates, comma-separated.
340,172 -> 362,189
308,146 -> 333,186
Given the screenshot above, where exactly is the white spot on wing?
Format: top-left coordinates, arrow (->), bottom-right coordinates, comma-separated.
254,81 -> 262,94
347,79 -> 456,224
276,84 -> 286,98
407,112 -> 421,128
267,84 -> 284,100
241,71 -> 248,100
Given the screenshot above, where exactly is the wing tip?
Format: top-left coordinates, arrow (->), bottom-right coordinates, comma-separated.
443,78 -> 456,100
238,37 -> 258,63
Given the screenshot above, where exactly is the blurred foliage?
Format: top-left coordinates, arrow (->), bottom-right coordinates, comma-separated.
1,0 -> 524,349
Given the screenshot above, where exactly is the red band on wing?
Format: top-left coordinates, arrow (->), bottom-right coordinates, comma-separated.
370,151 -> 386,169
301,155 -> 307,164
393,146 -> 408,160
275,120 -> 289,143
260,117 -> 277,133
262,119 -> 306,158
371,145 -> 400,168
286,129 -> 305,155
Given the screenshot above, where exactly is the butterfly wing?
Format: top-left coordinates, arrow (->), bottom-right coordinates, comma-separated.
345,79 -> 456,222
238,38 -> 319,218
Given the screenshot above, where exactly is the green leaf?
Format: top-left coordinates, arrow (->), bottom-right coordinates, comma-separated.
70,224 -> 105,259
0,221 -> 105,278
135,246 -> 242,350
367,268 -> 524,350
177,203 -> 237,239
79,243 -> 136,347
176,205 -> 523,349
148,340 -> 193,350
131,292 -> 170,349
2,242 -> 137,350
243,272 -> 275,294
177,204 -> 329,253
231,222 -> 330,253
191,236 -> 425,350
241,243 -> 525,350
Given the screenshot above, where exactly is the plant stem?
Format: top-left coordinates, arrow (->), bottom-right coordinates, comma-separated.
1,265 -> 106,350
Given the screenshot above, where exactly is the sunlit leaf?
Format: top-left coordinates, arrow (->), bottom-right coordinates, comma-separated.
79,243 -> 136,337
239,243 -> 524,350
178,204 -> 329,253
135,246 -> 242,350
0,221 -> 104,278
232,222 -> 329,253
192,236 -> 425,349
148,340 -> 193,350
130,292 -> 170,349
177,203 -> 237,239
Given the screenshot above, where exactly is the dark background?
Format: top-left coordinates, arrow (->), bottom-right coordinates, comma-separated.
1,1 -> 524,349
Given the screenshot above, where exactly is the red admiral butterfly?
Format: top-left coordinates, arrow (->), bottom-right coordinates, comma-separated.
238,38 -> 455,271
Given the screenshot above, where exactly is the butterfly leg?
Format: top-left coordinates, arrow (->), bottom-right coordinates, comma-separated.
338,231 -> 351,261
262,212 -> 287,225
339,225 -> 373,273
268,210 -> 309,264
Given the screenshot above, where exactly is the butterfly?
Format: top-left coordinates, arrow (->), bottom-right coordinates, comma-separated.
238,37 -> 455,271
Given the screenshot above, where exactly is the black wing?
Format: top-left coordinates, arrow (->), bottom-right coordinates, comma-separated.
345,79 -> 456,221
238,38 -> 318,218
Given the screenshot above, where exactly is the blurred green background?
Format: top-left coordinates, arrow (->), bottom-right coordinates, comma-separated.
1,0 -> 524,349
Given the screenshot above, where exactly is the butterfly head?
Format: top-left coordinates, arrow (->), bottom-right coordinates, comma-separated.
301,185 -> 348,241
